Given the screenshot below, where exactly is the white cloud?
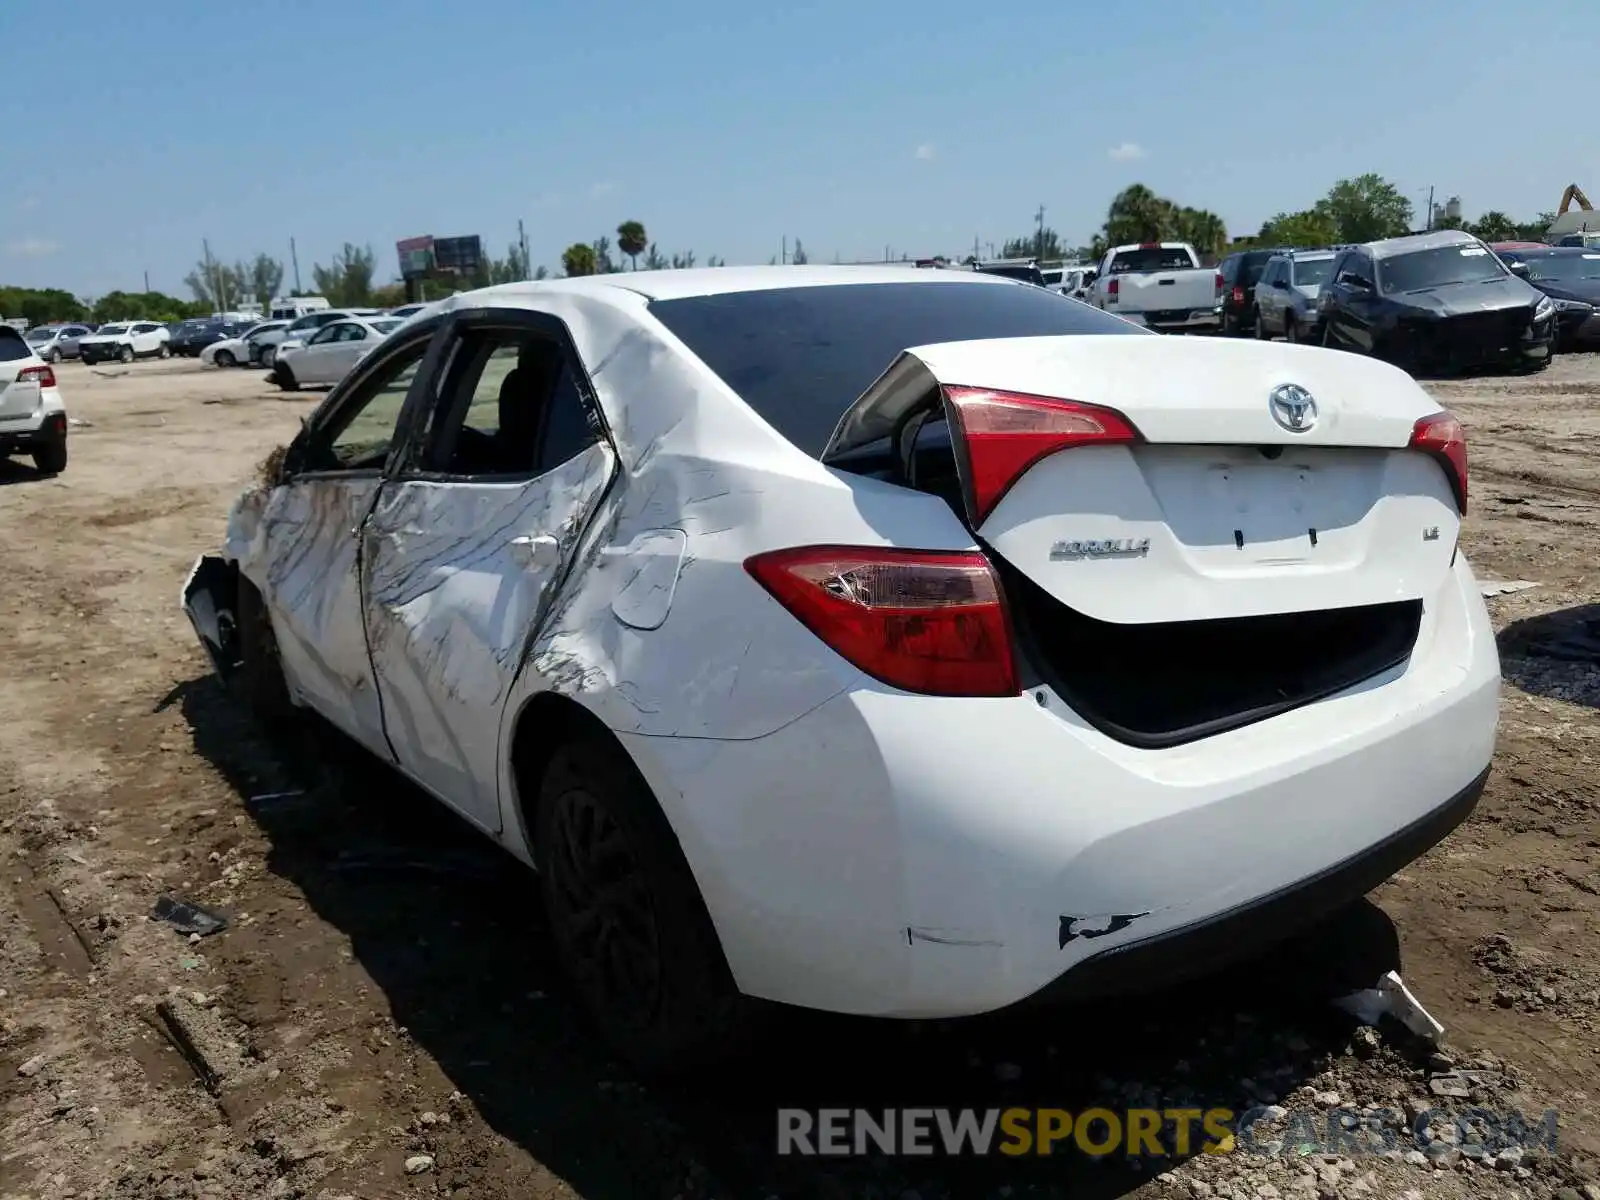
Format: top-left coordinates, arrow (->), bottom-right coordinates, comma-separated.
1108,142 -> 1146,161
5,237 -> 59,258
589,182 -> 615,198
914,143 -> 936,161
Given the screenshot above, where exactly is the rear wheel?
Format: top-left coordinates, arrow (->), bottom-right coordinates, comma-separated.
272,363 -> 298,391
31,434 -> 66,475
535,738 -> 760,1074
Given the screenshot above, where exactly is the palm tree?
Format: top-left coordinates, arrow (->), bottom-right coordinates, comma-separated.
1104,184 -> 1175,245
616,221 -> 648,270
1173,207 -> 1228,258
561,243 -> 597,277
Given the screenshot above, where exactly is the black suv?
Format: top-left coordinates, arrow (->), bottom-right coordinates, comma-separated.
1217,248 -> 1287,336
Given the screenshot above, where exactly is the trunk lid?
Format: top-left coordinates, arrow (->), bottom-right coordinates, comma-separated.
825,334 -> 1460,625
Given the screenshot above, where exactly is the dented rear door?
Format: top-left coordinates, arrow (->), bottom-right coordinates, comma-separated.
360,307 -> 616,833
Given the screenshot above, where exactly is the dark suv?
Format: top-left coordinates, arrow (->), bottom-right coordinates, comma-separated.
1217,248 -> 1287,336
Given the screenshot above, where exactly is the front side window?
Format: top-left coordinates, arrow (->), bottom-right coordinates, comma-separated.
303,339 -> 430,472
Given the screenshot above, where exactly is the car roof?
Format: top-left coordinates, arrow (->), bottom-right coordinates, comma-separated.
431,265 -> 1020,307
1365,229 -> 1478,260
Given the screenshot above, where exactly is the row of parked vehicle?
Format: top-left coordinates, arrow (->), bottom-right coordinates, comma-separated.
198,303 -> 428,389
1218,230 -> 1600,374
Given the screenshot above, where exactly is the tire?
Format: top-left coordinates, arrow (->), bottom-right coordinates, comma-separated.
1284,315 -> 1299,344
272,363 -> 298,391
31,435 -> 66,475
118,344 -> 134,364
235,575 -> 293,723
215,349 -> 236,367
535,738 -> 761,1074
46,348 -> 61,364
1255,312 -> 1271,339
158,343 -> 170,359
261,345 -> 277,368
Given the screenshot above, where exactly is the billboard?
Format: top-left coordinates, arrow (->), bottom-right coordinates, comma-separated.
396,235 -> 435,280
433,235 -> 483,274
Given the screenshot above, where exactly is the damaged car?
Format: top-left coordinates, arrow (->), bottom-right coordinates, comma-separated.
1319,230 -> 1555,374
183,267 -> 1500,1072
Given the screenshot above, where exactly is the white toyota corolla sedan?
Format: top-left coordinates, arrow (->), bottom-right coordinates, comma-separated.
183,266 -> 1499,1071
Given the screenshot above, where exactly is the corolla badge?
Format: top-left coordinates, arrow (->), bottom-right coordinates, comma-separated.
1268,383 -> 1318,433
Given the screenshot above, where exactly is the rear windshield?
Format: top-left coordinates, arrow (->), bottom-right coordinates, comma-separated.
648,280 -> 1145,457
0,328 -> 32,362
1378,245 -> 1508,293
1291,258 -> 1334,287
1108,247 -> 1194,274
1525,252 -> 1600,283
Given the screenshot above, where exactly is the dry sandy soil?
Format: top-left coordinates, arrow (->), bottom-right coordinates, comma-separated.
1,351 -> 1597,1200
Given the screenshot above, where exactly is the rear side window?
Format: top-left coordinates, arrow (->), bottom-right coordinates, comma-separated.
0,328 -> 32,361
1107,247 -> 1195,273
649,280 -> 1145,458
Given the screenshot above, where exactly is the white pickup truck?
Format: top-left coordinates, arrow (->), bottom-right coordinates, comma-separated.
1090,242 -> 1222,333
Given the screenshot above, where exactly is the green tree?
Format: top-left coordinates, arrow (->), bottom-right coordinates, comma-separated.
311,243 -> 377,306
1001,227 -> 1065,260
562,243 -> 598,277
1468,211 -> 1520,242
487,241 -> 530,284
643,243 -> 668,270
533,265 -> 550,280
1319,175 -> 1412,242
1257,208 -> 1340,248
90,290 -> 198,324
183,259 -> 247,311
1513,211 -> 1557,241
1103,184 -> 1177,245
240,253 -> 284,309
670,250 -> 696,269
706,255 -> 726,267
1172,207 -> 1228,257
0,286 -> 88,325
616,221 -> 648,270
590,236 -> 615,273
790,238 -> 809,265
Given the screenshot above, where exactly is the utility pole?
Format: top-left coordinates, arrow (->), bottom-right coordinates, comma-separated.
289,238 -> 302,294
973,234 -> 981,262
518,219 -> 530,280
203,239 -> 219,314
143,270 -> 149,293
1035,204 -> 1046,261
1426,186 -> 1435,231
781,235 -> 787,265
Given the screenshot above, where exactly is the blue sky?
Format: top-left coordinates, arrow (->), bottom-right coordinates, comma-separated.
3,0 -> 1593,297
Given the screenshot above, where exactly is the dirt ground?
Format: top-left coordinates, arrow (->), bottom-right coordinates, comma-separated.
1,351 -> 1597,1200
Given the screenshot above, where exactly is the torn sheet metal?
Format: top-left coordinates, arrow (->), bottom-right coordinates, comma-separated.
361,443 -> 614,831
151,896 -> 229,938
1479,580 -> 1539,597
1058,912 -> 1149,948
1332,969 -> 1444,1042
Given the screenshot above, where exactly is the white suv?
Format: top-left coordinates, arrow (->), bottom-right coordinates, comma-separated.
0,325 -> 69,473
78,321 -> 171,365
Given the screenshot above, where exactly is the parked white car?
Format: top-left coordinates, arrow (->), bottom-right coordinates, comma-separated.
182,267 -> 1498,1073
202,320 -> 289,367
256,308 -> 382,366
272,315 -> 403,388
0,324 -> 69,473
78,321 -> 171,365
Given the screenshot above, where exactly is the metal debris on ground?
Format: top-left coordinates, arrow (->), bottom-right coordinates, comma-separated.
1331,970 -> 1444,1042
1479,580 -> 1540,597
150,895 -> 229,937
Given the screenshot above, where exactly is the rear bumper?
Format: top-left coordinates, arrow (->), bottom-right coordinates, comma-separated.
1122,306 -> 1223,332
622,553 -> 1500,1018
0,409 -> 65,453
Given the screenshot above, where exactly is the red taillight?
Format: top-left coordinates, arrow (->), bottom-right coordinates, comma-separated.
1409,411 -> 1467,515
18,364 -> 56,388
745,546 -> 1018,696
1106,277 -> 1119,301
1231,285 -> 1245,305
942,386 -> 1141,526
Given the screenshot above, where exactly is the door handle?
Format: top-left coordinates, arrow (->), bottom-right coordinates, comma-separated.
510,534 -> 559,567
